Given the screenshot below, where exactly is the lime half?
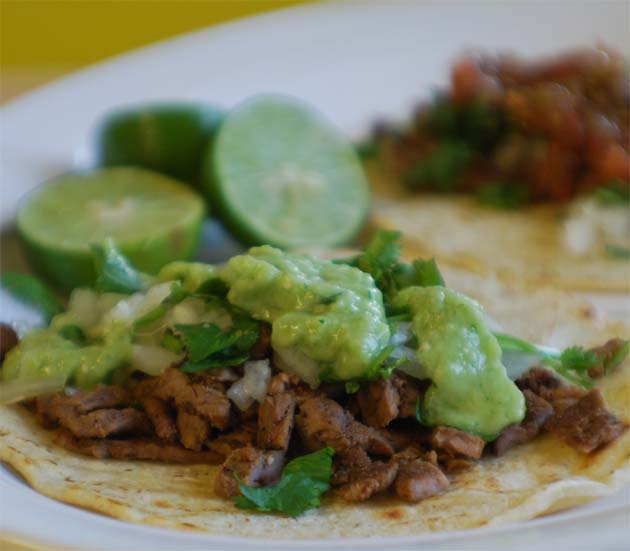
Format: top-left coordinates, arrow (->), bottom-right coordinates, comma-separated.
96,103 -> 224,187
204,95 -> 369,248
17,168 -> 205,291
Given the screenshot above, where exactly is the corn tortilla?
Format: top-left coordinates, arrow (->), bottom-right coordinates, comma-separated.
0,267 -> 628,538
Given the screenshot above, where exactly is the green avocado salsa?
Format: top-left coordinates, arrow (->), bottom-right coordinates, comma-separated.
393,286 -> 525,439
220,246 -> 390,386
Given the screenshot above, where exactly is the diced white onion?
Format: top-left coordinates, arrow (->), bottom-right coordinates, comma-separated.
0,375 -> 66,405
106,283 -> 172,324
131,344 -> 183,377
390,322 -> 412,346
227,359 -> 271,411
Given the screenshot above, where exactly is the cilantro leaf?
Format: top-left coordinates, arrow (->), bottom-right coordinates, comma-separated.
415,397 -> 424,424
596,181 -> 629,205
475,182 -> 529,209
175,323 -> 242,362
175,320 -> 259,373
0,272 -> 64,322
344,381 -> 360,394
349,230 -> 445,303
605,244 -> 630,260
403,141 -> 472,192
91,238 -> 149,294
234,447 -> 334,517
494,332 -> 617,388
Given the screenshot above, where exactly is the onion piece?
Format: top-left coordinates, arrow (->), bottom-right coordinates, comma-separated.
227,360 -> 271,411
131,344 -> 183,377
0,375 -> 66,405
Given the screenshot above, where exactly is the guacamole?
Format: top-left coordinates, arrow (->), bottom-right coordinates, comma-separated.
393,286 -> 525,439
220,246 -> 390,385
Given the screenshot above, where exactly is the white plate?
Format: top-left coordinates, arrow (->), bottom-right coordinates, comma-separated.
1,1 -> 629,549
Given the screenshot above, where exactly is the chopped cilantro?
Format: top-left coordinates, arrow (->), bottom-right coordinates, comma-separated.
596,181 -> 630,205
91,238 -> 149,294
133,281 -> 189,330
493,332 -> 628,388
475,182 -> 529,209
605,244 -> 630,260
234,447 -> 334,517
175,320 -> 259,373
344,381 -> 360,394
403,141 -> 472,192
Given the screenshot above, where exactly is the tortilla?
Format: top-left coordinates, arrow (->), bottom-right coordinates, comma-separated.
368,162 -> 630,292
1,266 -> 629,538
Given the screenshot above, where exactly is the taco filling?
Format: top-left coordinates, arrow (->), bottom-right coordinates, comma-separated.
1,231 -> 627,518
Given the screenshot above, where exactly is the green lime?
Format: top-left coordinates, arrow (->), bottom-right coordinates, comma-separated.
96,103 -> 224,187
203,95 -> 370,248
17,168 -> 206,292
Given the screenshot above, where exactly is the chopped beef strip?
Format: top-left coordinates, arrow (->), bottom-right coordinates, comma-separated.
214,446 -> 285,499
157,368 -> 233,430
296,397 -> 393,456
257,392 -> 296,451
62,385 -> 132,414
380,426 -> 416,452
441,458 -> 474,473
193,368 -> 240,386
177,410 -> 209,451
394,459 -> 450,502
430,427 -> 485,459
62,408 -> 153,439
546,388 -> 626,453
392,373 -> 424,418
250,323 -> 271,360
587,338 -> 627,378
331,446 -> 372,486
206,423 -> 257,458
516,367 -> 562,396
34,390 -> 152,438
545,386 -> 588,414
54,430 -> 222,464
336,460 -> 399,502
139,396 -> 178,442
357,378 -> 400,428
267,372 -> 315,404
493,390 -> 554,455
0,323 -> 19,363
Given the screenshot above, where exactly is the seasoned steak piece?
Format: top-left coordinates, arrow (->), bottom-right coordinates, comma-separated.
214,446 -> 285,498
394,459 -> 449,502
54,430 -> 222,464
62,385 -> 131,414
430,427 -> 485,459
357,378 -> 400,428
267,372 -> 315,404
546,388 -> 626,453
336,460 -> 399,502
61,408 -> 153,439
331,446 -> 372,486
516,367 -> 562,396
587,338 -> 628,378
157,368 -> 233,430
257,392 -> 296,450
545,386 -> 588,414
206,423 -> 257,458
177,410 -> 209,451
493,390 -> 554,455
193,368 -> 240,385
250,323 -> 271,360
0,323 -> 19,363
296,397 -> 394,456
392,373 -> 423,418
139,396 -> 178,442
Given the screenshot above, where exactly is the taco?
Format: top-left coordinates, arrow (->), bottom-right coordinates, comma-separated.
364,47 -> 629,291
1,232 -> 628,538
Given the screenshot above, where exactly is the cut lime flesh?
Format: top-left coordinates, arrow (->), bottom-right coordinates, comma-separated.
96,103 -> 224,187
17,168 -> 206,292
203,95 -> 370,248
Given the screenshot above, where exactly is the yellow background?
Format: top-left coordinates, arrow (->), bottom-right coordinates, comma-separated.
0,0 -> 312,103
